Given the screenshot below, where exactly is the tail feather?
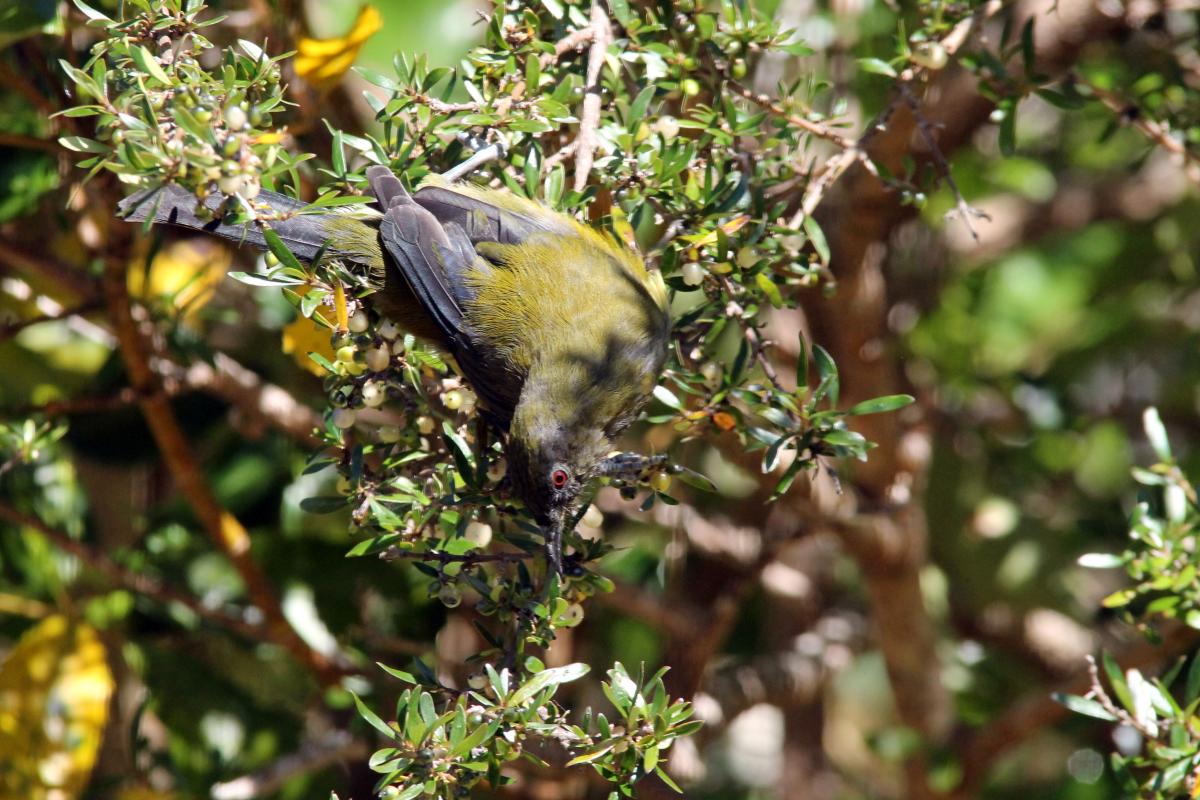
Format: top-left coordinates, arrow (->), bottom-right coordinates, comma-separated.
118,184 -> 340,263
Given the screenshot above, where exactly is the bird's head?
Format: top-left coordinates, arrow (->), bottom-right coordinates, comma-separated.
504,417 -> 607,529
504,400 -> 613,573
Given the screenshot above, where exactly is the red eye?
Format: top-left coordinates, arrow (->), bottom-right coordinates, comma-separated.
551,469 -> 569,488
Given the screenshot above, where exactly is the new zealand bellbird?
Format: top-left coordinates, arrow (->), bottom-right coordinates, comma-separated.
118,164 -> 671,573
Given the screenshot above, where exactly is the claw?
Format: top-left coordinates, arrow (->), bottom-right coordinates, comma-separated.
595,452 -> 668,481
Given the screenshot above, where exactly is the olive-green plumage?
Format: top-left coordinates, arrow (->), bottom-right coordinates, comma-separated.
118,166 -> 670,572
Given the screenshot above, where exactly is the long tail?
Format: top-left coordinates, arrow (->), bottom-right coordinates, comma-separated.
118,184 -> 345,263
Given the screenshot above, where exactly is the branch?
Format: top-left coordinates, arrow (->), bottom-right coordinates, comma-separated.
99,220 -> 343,686
949,623 -> 1200,799
380,545 -> 532,566
572,0 -> 611,192
1082,78 -> 1200,186
0,132 -> 65,155
162,352 -> 323,448
211,730 -> 367,800
0,302 -> 103,342
0,501 -> 263,640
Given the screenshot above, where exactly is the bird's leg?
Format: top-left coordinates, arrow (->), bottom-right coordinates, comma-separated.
440,141 -> 508,183
595,452 -> 669,482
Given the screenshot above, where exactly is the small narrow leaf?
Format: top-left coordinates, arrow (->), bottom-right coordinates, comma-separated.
846,395 -> 914,415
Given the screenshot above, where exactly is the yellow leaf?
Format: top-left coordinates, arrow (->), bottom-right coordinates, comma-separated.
128,239 -> 231,317
295,4 -> 383,89
0,615 -> 114,800
281,299 -> 335,377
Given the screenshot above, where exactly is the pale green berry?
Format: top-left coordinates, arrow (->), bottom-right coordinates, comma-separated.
361,381 -> 385,407
465,521 -> 492,548
365,347 -> 390,372
700,361 -> 723,389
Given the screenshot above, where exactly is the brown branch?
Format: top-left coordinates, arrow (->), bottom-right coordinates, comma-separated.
898,83 -> 990,242
0,132 -> 65,155
161,352 -> 323,448
0,237 -> 101,304
99,221 -> 342,686
572,0 -> 611,192
729,80 -> 855,149
211,730 -> 367,800
1082,78 -> 1200,186
949,623 -> 1200,800
0,501 -> 264,640
0,302 -> 103,342
380,545 -> 532,566
594,580 -> 704,639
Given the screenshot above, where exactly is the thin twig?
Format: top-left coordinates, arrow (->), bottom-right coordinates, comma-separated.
381,545 -> 532,565
211,730 -> 367,800
0,501 -> 265,639
728,80 -> 855,149
717,275 -> 786,391
0,302 -> 103,342
1081,78 -> 1200,186
899,83 -> 990,242
572,0 -> 611,192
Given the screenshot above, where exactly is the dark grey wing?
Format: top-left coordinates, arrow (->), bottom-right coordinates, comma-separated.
118,184 -> 334,263
367,170 -> 520,424
412,184 -> 569,247
377,198 -> 472,353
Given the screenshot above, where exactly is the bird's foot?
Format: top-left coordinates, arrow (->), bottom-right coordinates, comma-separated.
596,451 -> 669,482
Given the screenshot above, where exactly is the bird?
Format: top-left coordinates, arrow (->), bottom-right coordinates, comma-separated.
118,161 -> 672,574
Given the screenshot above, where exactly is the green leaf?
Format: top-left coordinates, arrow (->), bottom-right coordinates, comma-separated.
655,767 -> 684,793
812,345 -> 839,406
1101,588 -> 1137,609
755,272 -> 784,308
609,0 -> 632,25
1053,693 -> 1117,721
652,385 -> 683,411
846,395 -> 914,415
507,662 -> 589,706
1185,655 -> 1200,703
261,227 -> 306,272
643,743 -> 659,772
999,103 -> 1016,156
857,58 -> 897,78
377,663 -> 417,684
566,743 -> 615,766
72,0 -> 113,23
300,496 -> 346,514
1102,652 -> 1134,713
130,45 -> 172,85
1076,553 -> 1123,569
58,136 -> 107,154
228,270 -> 306,287
629,85 -> 655,126
676,467 -> 717,493
351,692 -> 398,740
1143,407 -> 1172,462
802,215 -> 830,266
